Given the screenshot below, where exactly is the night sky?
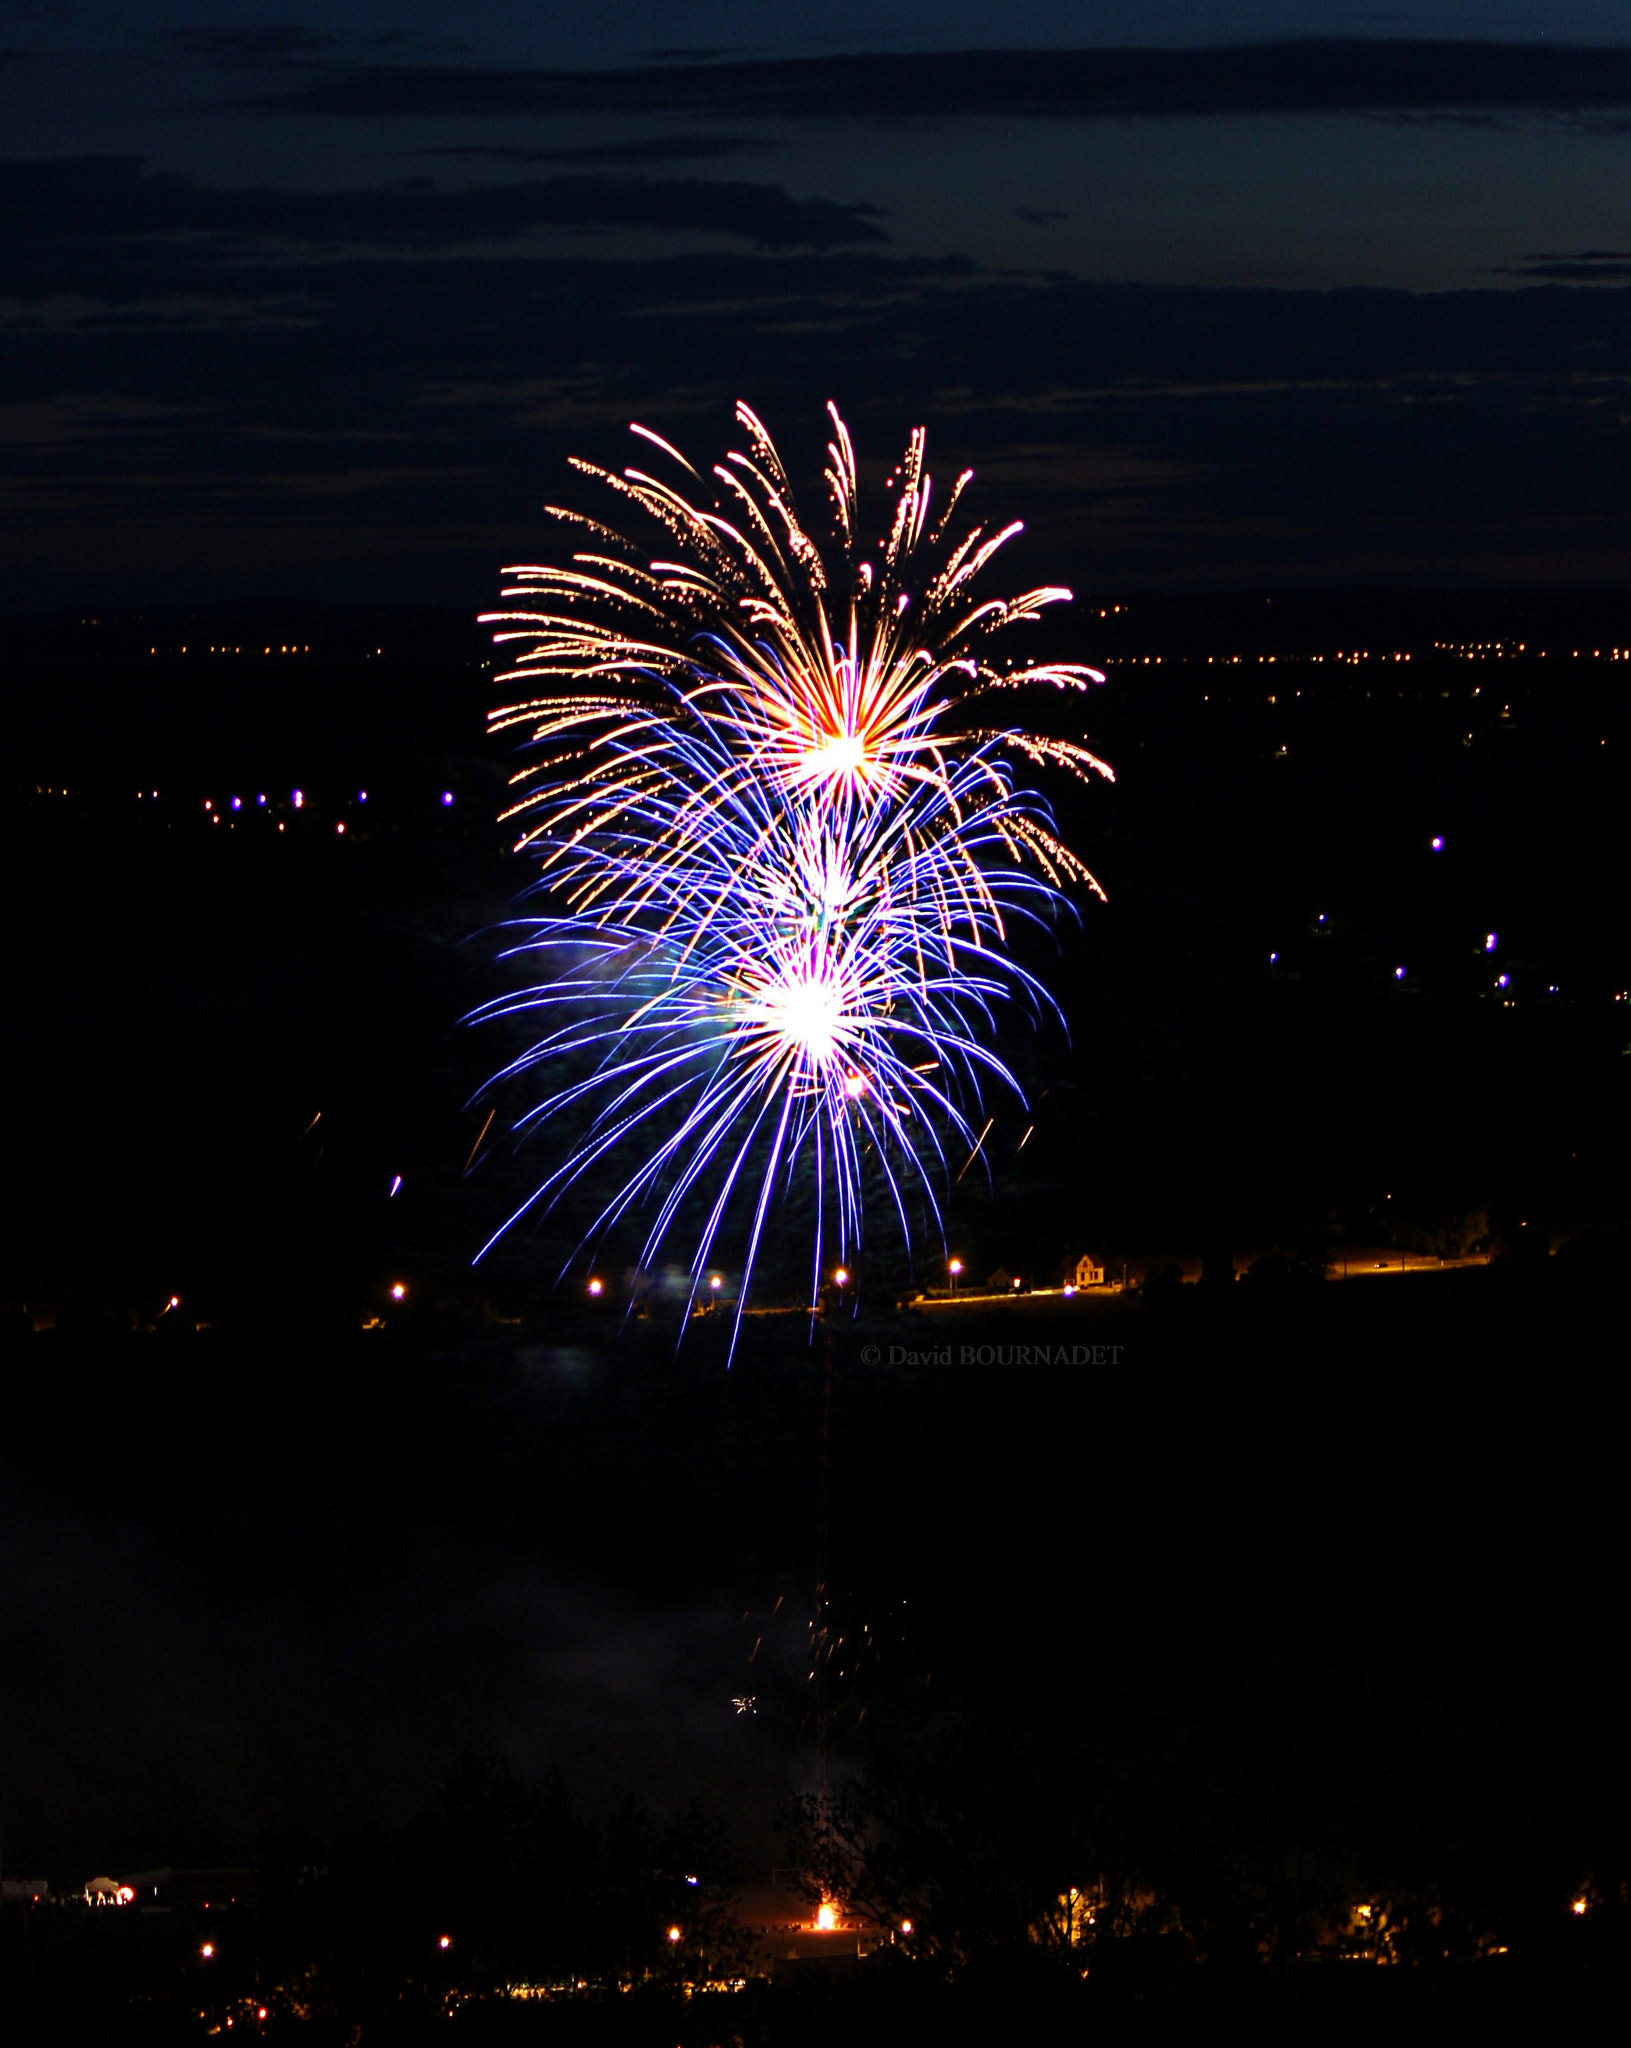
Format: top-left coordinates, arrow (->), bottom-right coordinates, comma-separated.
4,3 -> 1631,609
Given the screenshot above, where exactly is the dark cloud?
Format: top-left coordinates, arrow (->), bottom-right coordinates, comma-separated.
418,136 -> 774,168
3,209 -> 1631,614
154,24 -> 338,68
1504,247 -> 1631,279
151,24 -> 470,69
363,29 -> 471,56
0,155 -> 885,256
236,41 -> 1631,121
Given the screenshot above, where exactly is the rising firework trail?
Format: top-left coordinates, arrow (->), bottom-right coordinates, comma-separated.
473,404 -> 1111,1350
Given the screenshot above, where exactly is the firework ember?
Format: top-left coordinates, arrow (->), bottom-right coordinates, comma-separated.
474,404 -> 1111,1346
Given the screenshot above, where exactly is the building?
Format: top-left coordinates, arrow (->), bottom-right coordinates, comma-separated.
1073,1255 -> 1105,1288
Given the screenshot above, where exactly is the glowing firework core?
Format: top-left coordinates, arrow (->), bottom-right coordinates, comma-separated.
754,965 -> 847,1065
803,730 -> 869,786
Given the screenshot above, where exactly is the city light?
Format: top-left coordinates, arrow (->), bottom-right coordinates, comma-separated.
816,1902 -> 839,1931
588,1277 -> 603,1296
201,1944 -> 215,1959
1394,966 -> 1406,980
901,1919 -> 913,1935
1431,834 -> 1444,850
833,1267 -> 848,1286
390,1282 -> 406,1301
439,1935 -> 452,1949
1485,932 -> 1498,952
293,789 -> 303,808
1572,1897 -> 1588,1916
667,1926 -> 682,1943
949,1259 -> 963,1274
442,791 -> 454,806
710,1275 -> 721,1292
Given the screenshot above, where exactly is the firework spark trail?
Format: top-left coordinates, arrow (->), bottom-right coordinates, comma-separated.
473,405 -> 1111,1348
485,401 -> 1110,880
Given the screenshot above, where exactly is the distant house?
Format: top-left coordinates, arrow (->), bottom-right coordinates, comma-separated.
1073,1254 -> 1105,1288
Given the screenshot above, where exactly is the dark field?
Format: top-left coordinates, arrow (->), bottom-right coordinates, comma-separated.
3,596 -> 1628,2036
8,590 -> 1631,1315
1,1264 -> 1624,2037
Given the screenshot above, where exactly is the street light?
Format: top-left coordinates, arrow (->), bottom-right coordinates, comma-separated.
948,1257 -> 963,1298
833,1267 -> 848,1288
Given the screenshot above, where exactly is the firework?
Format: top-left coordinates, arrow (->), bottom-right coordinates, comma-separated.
486,403 -> 1110,902
474,405 -> 1110,1344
